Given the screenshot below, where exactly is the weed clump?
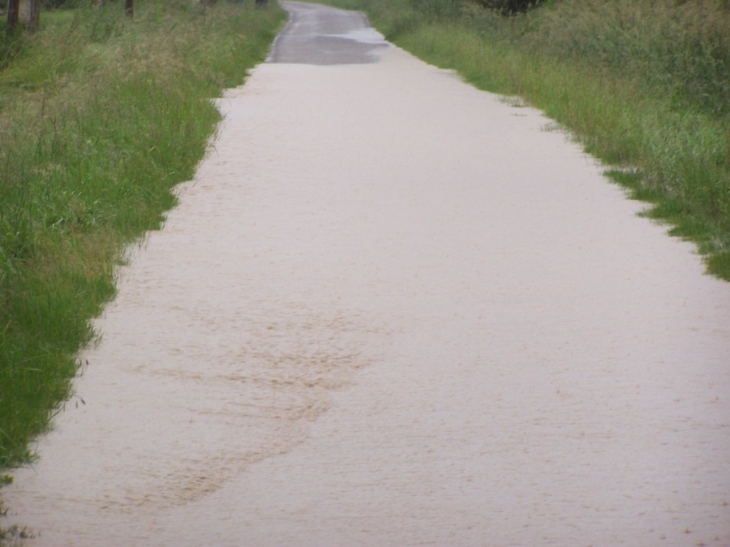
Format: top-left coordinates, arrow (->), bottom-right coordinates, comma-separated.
521,0 -> 730,117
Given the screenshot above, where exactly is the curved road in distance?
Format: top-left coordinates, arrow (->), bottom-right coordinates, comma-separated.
268,1 -> 388,64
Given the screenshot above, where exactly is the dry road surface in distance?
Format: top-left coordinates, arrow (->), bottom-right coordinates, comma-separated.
5,2 -> 730,546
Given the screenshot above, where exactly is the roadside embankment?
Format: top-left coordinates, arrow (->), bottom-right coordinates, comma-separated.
317,0 -> 730,281
0,0 -> 285,478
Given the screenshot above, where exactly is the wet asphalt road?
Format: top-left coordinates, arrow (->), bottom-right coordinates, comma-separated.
268,1 -> 389,64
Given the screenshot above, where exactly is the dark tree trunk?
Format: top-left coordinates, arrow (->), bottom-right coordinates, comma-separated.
7,0 -> 19,34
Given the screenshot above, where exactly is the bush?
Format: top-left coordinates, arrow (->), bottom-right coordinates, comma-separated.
521,0 -> 730,116
473,0 -> 544,14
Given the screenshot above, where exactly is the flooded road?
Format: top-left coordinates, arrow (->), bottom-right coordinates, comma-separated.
4,2 -> 730,545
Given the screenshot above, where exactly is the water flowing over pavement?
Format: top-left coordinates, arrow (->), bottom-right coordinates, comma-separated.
4,2 -> 730,545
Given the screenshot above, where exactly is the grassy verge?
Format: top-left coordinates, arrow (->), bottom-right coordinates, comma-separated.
0,0 -> 285,477
319,0 -> 730,280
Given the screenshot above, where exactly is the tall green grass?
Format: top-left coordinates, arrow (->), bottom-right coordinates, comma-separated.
320,0 -> 730,280
0,0 -> 285,472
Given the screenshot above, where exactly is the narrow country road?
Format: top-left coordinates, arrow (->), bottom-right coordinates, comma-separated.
5,3 -> 730,546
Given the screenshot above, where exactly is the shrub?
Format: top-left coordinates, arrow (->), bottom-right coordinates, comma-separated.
473,0 -> 544,14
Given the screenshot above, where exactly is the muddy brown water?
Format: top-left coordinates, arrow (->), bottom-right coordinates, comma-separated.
4,3 -> 730,546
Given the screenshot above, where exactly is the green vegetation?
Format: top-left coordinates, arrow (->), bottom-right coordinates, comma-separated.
322,0 -> 730,280
0,0 -> 285,473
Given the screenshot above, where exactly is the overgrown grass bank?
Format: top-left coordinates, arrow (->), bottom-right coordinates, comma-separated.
322,0 -> 730,280
0,0 -> 285,473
